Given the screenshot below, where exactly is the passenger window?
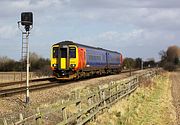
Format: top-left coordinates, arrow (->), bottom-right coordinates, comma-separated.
53,47 -> 58,58
60,48 -> 67,58
69,47 -> 76,58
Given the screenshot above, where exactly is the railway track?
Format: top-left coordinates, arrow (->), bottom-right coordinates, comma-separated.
0,69 -> 142,97
0,77 -> 54,87
0,81 -> 62,96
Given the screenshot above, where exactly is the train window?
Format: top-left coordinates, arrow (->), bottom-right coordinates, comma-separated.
98,56 -> 101,61
60,48 -> 67,58
89,55 -> 93,60
53,47 -> 58,58
92,56 -> 95,60
69,47 -> 76,58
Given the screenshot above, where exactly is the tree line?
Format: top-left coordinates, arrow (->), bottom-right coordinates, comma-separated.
0,53 -> 155,73
0,45 -> 179,74
0,52 -> 50,76
122,57 -> 156,70
123,45 -> 180,71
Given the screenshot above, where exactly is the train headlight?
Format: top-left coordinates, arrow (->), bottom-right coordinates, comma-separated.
70,64 -> 76,68
53,64 -> 57,67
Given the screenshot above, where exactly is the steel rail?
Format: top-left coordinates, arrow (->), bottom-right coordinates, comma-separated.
0,81 -> 61,96
0,77 -> 54,87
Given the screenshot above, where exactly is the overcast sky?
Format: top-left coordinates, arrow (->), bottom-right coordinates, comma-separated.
0,0 -> 180,61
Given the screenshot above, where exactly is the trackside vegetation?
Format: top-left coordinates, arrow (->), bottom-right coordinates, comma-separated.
0,52 -> 50,76
89,73 -> 176,125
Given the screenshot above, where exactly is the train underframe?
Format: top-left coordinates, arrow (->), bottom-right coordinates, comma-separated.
52,67 -> 122,80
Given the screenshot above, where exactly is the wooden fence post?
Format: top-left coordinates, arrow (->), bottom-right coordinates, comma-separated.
75,90 -> 80,100
98,85 -> 102,101
75,90 -> 82,123
136,76 -> 139,84
92,94 -> 96,121
128,80 -> 132,92
76,100 -> 82,123
88,96 -> 92,106
20,72 -> 23,81
3,118 -> 8,125
111,81 -> 115,101
102,90 -> 106,107
109,83 -> 112,103
87,95 -> 95,122
98,85 -> 107,112
116,84 -> 119,100
76,101 -> 82,112
93,94 -> 96,104
2,73 -> 4,82
19,113 -> 24,125
36,107 -> 42,125
61,100 -> 67,123
135,77 -> 138,88
20,113 -> 23,120
87,90 -> 92,106
14,72 -> 16,81
129,67 -> 132,76
75,90 -> 81,112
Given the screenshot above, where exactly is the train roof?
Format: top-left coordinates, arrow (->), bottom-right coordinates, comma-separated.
54,41 -> 121,54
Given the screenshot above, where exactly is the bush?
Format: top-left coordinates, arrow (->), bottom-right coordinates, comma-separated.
0,53 -> 51,75
163,62 -> 176,71
123,58 -> 136,69
35,65 -> 52,77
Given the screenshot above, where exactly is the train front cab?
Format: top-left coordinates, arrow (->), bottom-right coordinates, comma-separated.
51,44 -> 79,80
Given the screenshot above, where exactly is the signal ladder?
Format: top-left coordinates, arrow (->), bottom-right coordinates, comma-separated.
21,32 -> 29,81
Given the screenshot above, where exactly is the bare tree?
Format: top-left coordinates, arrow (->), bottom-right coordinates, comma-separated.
0,56 -> 16,71
166,45 -> 180,63
159,45 -> 180,71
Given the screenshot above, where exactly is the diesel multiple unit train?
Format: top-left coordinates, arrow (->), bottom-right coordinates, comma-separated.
51,41 -> 123,80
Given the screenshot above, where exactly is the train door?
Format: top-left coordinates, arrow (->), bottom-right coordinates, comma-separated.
59,47 -> 69,70
51,46 -> 59,69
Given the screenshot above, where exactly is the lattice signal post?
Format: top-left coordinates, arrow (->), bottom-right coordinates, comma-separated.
18,12 -> 33,104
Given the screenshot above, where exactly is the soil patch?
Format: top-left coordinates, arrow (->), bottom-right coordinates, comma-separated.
171,71 -> 180,125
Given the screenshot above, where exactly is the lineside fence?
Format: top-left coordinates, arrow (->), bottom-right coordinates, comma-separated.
0,72 -> 50,83
1,69 -> 158,125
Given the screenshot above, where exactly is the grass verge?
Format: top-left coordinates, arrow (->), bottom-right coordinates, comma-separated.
89,73 -> 176,125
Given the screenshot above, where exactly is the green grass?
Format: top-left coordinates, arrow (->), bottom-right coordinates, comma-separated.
89,74 -> 176,125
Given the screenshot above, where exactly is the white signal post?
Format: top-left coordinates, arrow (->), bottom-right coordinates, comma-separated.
26,31 -> 30,103
18,12 -> 33,104
141,60 -> 143,70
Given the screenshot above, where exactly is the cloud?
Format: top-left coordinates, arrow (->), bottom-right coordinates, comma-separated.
0,0 -> 67,18
69,0 -> 180,9
134,9 -> 180,30
97,29 -> 143,43
0,25 -> 18,39
71,7 -> 180,31
0,0 -> 180,60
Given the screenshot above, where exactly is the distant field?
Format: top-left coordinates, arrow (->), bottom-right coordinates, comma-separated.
0,72 -> 37,83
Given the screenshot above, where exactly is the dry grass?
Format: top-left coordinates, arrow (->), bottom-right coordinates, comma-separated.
89,73 -> 176,125
0,72 -> 38,83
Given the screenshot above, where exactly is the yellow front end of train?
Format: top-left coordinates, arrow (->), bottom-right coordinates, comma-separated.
50,43 -> 79,79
